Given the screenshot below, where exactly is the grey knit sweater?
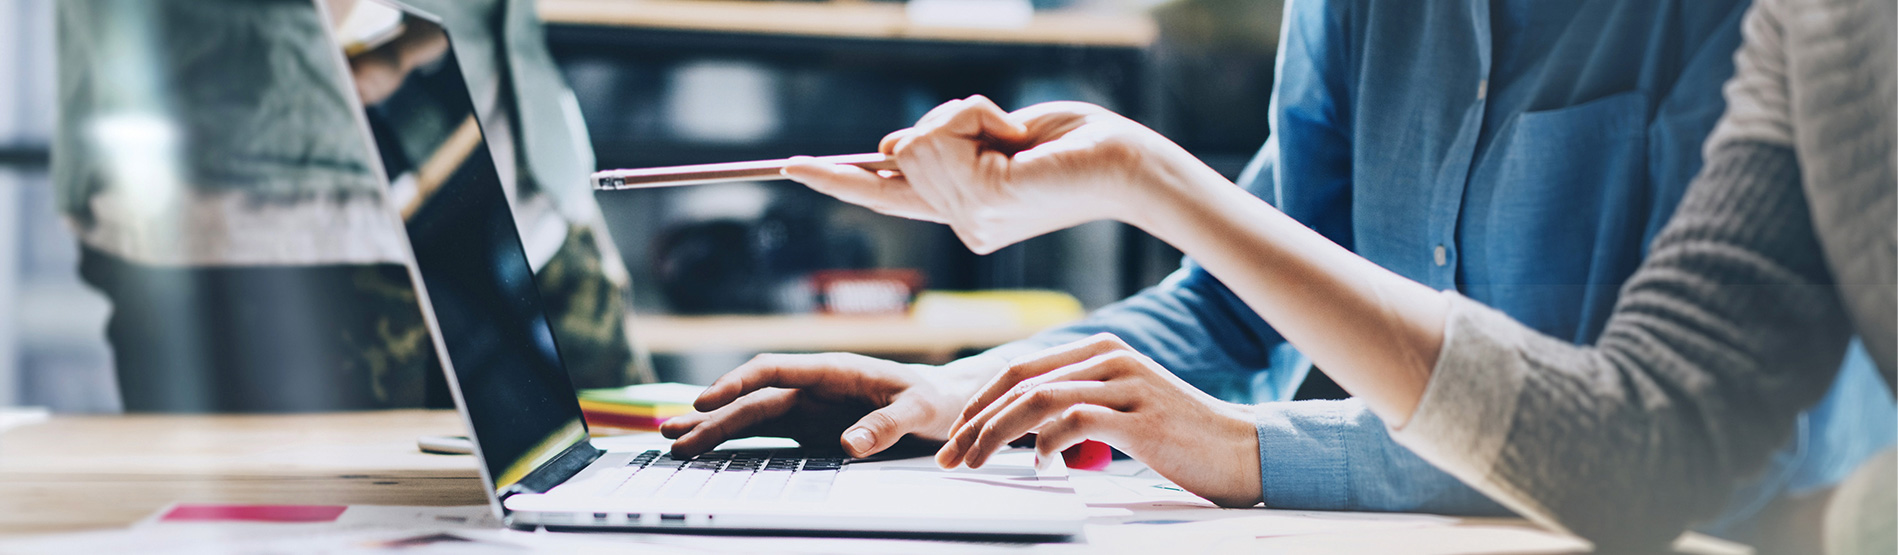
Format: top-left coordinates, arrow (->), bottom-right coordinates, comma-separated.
1389,0 -> 1896,548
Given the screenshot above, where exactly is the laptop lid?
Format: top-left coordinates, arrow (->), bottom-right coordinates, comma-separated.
318,0 -> 601,519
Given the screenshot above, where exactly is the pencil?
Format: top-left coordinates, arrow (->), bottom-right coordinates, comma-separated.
592,153 -> 898,190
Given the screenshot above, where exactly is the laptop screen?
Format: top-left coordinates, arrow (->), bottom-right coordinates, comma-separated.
335,4 -> 589,495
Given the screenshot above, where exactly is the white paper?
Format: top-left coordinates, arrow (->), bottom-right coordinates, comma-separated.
0,406 -> 49,436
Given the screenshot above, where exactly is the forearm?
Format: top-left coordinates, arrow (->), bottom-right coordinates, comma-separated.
983,263 -> 1295,403
1391,142 -> 1854,546
1119,143 -> 1446,427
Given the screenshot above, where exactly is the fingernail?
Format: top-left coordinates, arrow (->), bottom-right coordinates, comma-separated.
936,444 -> 960,466
843,428 -> 873,453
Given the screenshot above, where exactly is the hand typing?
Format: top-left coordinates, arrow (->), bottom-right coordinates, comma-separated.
937,333 -> 1263,507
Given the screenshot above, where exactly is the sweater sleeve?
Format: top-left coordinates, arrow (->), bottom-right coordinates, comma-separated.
1390,140 -> 1857,549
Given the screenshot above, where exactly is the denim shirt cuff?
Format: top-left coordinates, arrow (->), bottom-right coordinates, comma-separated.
1255,401 -> 1353,509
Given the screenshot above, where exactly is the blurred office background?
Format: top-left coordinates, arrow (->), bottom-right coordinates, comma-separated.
0,0 -> 1287,413
1,0 -> 120,413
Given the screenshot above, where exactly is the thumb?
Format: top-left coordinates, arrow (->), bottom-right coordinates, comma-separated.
955,95 -> 1030,148
840,397 -> 931,458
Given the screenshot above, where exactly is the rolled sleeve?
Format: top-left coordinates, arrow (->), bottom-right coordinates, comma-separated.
1257,398 -> 1513,515
1387,293 -> 1527,498
1256,401 -> 1353,509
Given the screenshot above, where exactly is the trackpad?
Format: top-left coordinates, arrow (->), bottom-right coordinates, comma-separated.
873,457 -> 1074,494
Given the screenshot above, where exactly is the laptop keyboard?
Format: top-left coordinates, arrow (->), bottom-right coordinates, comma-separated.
609,450 -> 844,502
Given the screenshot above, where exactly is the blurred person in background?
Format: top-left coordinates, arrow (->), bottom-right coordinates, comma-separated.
54,0 -> 647,413
665,0 -> 1896,550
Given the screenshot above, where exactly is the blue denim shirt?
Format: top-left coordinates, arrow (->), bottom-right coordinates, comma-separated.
986,0 -> 1897,535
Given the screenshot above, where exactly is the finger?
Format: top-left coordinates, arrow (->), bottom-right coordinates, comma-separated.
958,379 -> 1137,469
952,333 -> 1129,432
1004,101 -> 1096,139
1033,404 -> 1123,463
670,388 -> 800,457
659,411 -> 707,439
840,395 -> 936,458
876,95 -> 1009,154
890,97 -> 1021,177
912,97 -> 972,129
782,161 -> 945,224
880,127 -> 916,156
877,99 -> 969,157
1005,100 -> 1105,123
941,347 -> 1143,467
695,353 -> 862,412
959,95 -> 1030,148
911,95 -> 1022,146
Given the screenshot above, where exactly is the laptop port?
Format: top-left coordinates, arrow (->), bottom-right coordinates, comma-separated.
592,512 -> 609,522
625,513 -> 641,523
660,514 -> 686,525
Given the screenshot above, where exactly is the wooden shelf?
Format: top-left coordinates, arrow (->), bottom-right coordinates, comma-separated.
632,314 -> 1064,356
540,0 -> 1157,47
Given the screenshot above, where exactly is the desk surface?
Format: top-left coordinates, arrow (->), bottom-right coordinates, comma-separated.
0,411 -> 483,536
539,0 -> 1158,47
0,412 -> 1747,554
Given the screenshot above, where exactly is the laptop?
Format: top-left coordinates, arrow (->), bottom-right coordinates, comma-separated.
318,0 -> 1087,538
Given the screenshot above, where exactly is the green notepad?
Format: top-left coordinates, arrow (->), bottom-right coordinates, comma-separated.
577,382 -> 703,415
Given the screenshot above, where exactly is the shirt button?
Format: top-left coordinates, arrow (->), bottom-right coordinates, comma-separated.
1476,79 -> 1488,100
1433,245 -> 1448,267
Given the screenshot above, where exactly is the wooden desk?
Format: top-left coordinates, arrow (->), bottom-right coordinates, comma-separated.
0,412 -> 1749,554
540,0 -> 1158,47
0,411 -> 482,536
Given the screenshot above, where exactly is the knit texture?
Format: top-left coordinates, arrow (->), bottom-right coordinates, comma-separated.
1398,141 -> 1859,548
1392,0 -> 1896,547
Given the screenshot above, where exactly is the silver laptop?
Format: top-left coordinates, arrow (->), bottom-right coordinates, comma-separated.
319,0 -> 1086,538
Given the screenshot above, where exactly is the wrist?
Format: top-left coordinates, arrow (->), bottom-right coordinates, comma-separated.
1117,135 -> 1234,237
1215,401 -> 1265,507
936,353 -> 1008,394
912,354 -> 1009,436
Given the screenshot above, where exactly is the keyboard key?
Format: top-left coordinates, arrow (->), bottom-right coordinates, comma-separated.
785,470 -> 838,503
802,458 -> 844,471
742,470 -> 794,500
657,469 -> 716,498
613,466 -> 678,498
699,470 -> 756,500
606,451 -> 839,502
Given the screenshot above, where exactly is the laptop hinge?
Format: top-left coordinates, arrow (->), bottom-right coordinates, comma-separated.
502,439 -> 603,500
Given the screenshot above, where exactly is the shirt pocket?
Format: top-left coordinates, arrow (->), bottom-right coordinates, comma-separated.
1484,90 -> 1649,342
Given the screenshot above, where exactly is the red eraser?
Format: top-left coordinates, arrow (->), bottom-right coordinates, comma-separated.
1061,439 -> 1112,471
